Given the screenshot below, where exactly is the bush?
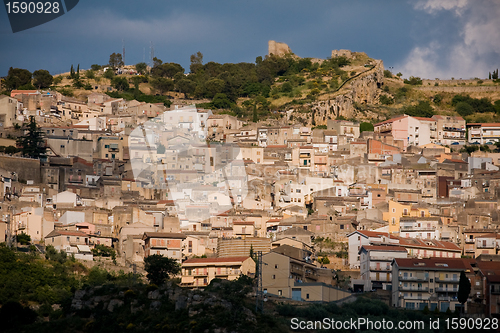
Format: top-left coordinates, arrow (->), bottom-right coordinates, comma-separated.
404,76 -> 422,85
16,233 -> 31,245
379,95 -> 394,105
455,101 -> 474,117
433,94 -> 442,104
383,69 -> 392,78
404,101 -> 435,117
360,122 -> 374,132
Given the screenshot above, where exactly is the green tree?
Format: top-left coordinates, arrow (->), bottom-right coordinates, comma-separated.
404,76 -> 423,85
396,72 -> 402,78
111,77 -> 129,91
383,70 -> 392,78
16,233 -> 31,245
144,254 -> 180,286
458,271 -> 471,314
360,122 -> 374,132
4,67 -> 32,91
211,93 -> 233,109
379,95 -> 394,105
32,70 -> 53,89
84,69 -> 95,80
76,64 -> 80,79
190,51 -> 204,73
404,101 -> 435,117
103,69 -> 115,80
157,143 -> 166,154
135,62 -> 148,74
455,101 -> 474,117
150,77 -> 174,94
176,79 -> 196,98
109,52 -> 124,69
90,64 -> 101,71
69,64 -> 75,79
152,62 -> 184,78
16,116 -> 46,160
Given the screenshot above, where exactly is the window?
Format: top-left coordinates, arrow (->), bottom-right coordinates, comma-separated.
67,236 -> 70,241
275,264 -> 278,269
272,275 -> 276,279
278,290 -> 282,296
306,294 -> 310,299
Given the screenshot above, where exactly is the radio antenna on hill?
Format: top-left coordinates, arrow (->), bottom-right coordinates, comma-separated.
122,39 -> 125,66
150,41 -> 155,67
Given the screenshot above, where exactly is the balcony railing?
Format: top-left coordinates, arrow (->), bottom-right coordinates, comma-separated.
400,286 -> 429,292
436,287 -> 458,292
435,277 -> 459,283
399,276 -> 428,282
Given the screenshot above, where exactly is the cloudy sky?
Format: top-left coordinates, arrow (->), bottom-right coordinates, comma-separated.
0,0 -> 498,79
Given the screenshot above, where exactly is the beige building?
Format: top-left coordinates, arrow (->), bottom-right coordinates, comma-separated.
142,232 -> 186,263
0,95 -> 19,129
181,256 -> 255,287
262,250 -> 350,302
95,136 -> 124,160
44,229 -> 93,260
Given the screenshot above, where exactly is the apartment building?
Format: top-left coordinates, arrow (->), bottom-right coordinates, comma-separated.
392,258 -> 474,312
467,123 -> 500,145
358,245 -> 408,291
142,232 -> 186,263
262,250 -> 350,302
432,115 -> 466,145
180,256 -> 255,287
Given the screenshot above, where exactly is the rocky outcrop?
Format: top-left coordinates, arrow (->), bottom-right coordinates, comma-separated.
331,49 -> 354,59
309,60 -> 385,124
268,40 -> 292,57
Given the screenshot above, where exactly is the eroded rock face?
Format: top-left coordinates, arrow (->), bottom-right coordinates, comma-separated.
331,49 -> 354,59
309,60 -> 384,124
268,40 -> 292,57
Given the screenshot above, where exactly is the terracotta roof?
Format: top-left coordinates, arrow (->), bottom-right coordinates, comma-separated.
374,115 -> 406,126
232,221 -> 255,226
394,257 -> 474,270
183,256 -> 251,264
413,117 -> 435,121
142,232 -> 186,239
45,230 -> 88,238
266,145 -> 287,148
360,245 -> 407,252
468,123 -> 500,127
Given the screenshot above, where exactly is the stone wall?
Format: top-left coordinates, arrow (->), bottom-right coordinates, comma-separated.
308,60 -> 385,124
0,155 -> 40,182
268,40 -> 291,57
415,85 -> 500,93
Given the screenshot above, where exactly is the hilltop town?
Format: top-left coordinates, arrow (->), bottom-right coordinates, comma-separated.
1,41 -> 500,322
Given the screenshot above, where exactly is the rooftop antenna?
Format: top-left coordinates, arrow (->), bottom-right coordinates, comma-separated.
150,41 -> 155,67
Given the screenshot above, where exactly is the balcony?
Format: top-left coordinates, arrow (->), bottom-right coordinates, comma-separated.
404,294 -> 429,300
193,270 -> 208,277
438,296 -> 458,301
399,276 -> 428,282
436,287 -> 458,292
371,267 -> 392,272
17,223 -> 27,230
400,286 -> 429,292
435,277 -> 459,283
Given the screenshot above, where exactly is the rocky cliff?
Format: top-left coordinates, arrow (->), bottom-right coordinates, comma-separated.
308,60 -> 385,124
268,40 -> 292,57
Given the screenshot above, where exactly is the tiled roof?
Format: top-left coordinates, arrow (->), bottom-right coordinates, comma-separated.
394,257 -> 474,270
183,256 -> 251,264
360,245 -> 407,252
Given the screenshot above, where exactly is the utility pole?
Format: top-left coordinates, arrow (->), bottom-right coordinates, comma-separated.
255,251 -> 263,313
